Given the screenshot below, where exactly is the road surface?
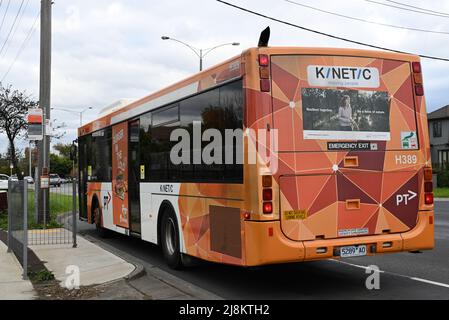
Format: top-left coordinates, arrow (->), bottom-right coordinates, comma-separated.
78,201 -> 449,299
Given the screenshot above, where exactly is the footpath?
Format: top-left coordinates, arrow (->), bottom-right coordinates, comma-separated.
0,231 -> 221,300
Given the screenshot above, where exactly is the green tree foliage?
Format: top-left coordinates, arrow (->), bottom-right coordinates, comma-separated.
50,153 -> 72,178
0,84 -> 38,178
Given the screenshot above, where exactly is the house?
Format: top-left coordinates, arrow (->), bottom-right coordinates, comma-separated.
428,105 -> 449,166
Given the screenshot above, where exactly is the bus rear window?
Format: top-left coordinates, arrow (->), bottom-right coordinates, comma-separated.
271,55 -> 418,152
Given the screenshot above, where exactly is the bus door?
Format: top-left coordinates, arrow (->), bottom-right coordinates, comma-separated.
128,120 -> 141,235
112,122 -> 130,230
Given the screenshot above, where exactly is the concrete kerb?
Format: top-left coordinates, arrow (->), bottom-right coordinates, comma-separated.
82,234 -> 223,300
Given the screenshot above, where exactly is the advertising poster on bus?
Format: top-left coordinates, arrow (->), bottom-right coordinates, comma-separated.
301,88 -> 391,141
112,122 -> 129,228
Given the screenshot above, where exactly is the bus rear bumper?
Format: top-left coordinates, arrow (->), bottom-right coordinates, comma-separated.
243,211 -> 434,267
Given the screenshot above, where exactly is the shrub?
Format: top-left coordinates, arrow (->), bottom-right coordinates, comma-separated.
437,170 -> 449,188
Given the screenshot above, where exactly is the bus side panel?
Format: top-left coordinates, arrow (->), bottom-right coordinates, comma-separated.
176,183 -> 246,266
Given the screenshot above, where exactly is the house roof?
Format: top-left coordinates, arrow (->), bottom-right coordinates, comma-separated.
428,105 -> 449,120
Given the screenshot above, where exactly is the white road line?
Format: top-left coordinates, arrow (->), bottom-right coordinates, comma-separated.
330,259 -> 449,289
410,277 -> 449,289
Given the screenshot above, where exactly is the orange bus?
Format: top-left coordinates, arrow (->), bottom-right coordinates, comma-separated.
78,46 -> 434,269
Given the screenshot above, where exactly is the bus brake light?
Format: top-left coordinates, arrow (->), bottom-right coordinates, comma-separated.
263,202 -> 273,214
425,193 -> 434,205
415,84 -> 424,96
263,189 -> 273,201
412,62 -> 422,73
424,167 -> 433,181
259,54 -> 269,67
260,79 -> 271,92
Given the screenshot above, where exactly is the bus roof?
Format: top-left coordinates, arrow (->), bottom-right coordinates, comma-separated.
78,46 -> 419,137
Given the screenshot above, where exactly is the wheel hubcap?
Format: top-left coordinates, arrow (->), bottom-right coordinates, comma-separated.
165,218 -> 176,255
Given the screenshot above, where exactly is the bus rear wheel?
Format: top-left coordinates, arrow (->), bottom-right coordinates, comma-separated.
93,201 -> 109,238
161,210 -> 183,269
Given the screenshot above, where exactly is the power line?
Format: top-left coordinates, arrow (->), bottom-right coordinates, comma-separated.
216,0 -> 449,62
384,0 -> 449,16
0,0 -> 11,35
365,0 -> 449,18
0,0 -> 25,56
285,0 -> 449,35
1,10 -> 39,83
1,0 -> 30,59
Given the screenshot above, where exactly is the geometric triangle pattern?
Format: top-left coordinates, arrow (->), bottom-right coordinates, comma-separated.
269,54 -> 430,241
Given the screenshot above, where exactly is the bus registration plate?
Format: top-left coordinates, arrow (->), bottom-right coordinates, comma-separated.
340,245 -> 367,258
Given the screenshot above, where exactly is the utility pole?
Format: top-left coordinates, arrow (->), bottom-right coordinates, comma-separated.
37,0 -> 52,224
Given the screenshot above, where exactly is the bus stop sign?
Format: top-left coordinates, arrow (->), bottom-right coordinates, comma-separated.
27,109 -> 43,141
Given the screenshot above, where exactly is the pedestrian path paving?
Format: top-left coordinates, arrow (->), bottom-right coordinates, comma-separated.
30,234 -> 136,288
0,240 -> 36,300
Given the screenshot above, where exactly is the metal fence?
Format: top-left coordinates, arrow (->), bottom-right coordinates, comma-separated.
7,180 -> 28,280
29,179 -> 78,247
6,178 -> 78,279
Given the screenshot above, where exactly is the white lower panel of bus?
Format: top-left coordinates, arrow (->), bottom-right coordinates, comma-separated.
98,183 -> 129,236
139,183 -> 185,253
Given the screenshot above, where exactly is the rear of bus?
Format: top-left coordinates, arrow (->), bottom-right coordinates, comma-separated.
242,47 -> 434,266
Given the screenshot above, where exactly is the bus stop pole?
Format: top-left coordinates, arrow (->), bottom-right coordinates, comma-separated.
23,181 -> 28,280
7,181 -> 11,253
72,179 -> 77,248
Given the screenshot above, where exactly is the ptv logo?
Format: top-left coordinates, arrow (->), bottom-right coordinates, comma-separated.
396,190 -> 417,206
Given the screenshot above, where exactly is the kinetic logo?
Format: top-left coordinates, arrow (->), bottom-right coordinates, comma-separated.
307,65 -> 380,88
315,67 -> 372,80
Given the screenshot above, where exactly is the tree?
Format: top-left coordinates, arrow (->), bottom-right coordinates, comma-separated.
53,143 -> 72,159
50,153 -> 72,178
0,84 -> 38,178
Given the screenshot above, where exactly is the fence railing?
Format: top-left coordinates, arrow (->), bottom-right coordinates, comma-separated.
7,180 -> 28,280
6,178 -> 78,278
28,179 -> 78,247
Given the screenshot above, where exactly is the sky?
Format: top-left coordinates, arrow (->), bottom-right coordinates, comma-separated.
0,0 -> 449,154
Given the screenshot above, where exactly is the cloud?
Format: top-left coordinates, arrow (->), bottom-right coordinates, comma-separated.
0,0 -> 448,153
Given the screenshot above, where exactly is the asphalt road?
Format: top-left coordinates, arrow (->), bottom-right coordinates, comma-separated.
78,201 -> 449,300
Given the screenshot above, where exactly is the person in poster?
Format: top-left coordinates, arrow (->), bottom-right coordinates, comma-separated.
337,95 -> 359,131
301,87 -> 390,141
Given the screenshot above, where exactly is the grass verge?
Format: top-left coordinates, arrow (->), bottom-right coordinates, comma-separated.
434,188 -> 449,198
0,191 -> 76,230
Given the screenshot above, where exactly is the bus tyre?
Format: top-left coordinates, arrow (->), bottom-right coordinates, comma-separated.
93,203 -> 108,238
161,210 -> 183,269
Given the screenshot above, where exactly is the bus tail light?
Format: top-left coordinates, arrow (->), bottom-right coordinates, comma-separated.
260,79 -> 271,92
425,193 -> 434,205
412,61 -> 424,96
262,175 -> 273,214
262,175 -> 272,187
415,84 -> 424,96
423,166 -> 433,205
258,54 -> 271,92
260,67 -> 270,79
424,167 -> 433,181
412,62 -> 422,73
258,54 -> 269,67
262,189 -> 272,201
263,202 -> 273,214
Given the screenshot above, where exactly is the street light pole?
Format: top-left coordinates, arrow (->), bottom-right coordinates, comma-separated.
161,36 -> 240,71
51,107 -> 93,127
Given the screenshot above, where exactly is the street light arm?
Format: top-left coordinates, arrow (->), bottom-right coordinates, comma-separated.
52,107 -> 79,115
165,38 -> 201,59
202,42 -> 240,58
